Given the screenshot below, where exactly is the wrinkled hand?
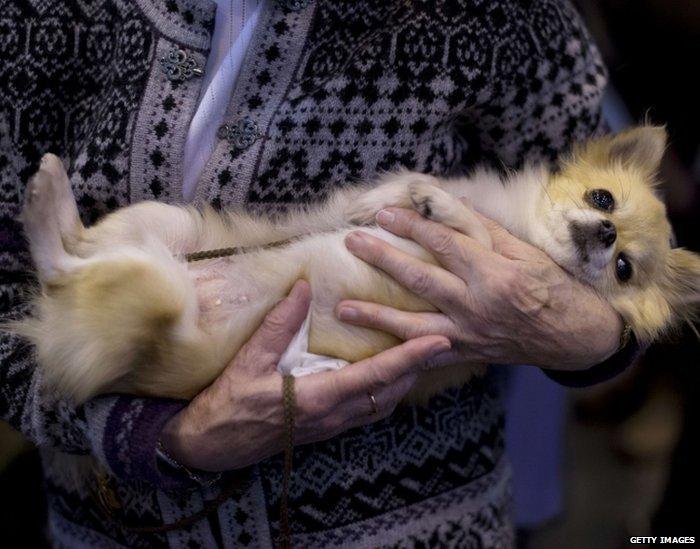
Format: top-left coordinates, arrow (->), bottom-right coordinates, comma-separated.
337,207 -> 622,371
160,280 -> 450,472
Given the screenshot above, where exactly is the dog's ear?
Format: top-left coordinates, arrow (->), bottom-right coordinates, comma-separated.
572,126 -> 667,177
608,126 -> 667,175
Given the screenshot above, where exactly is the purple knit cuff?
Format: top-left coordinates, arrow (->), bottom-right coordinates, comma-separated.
102,395 -> 191,491
542,333 -> 642,388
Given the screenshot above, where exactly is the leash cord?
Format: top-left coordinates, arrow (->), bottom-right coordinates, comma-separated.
278,375 -> 296,549
183,236 -> 296,262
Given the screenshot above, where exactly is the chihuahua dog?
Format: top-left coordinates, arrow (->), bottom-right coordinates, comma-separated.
8,126 -> 700,404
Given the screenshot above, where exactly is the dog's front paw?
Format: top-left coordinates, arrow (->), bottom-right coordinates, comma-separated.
409,181 -> 454,222
345,193 -> 384,225
345,173 -> 444,225
345,182 -> 411,225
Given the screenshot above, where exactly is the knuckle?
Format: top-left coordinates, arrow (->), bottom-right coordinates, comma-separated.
488,264 -> 551,314
320,376 -> 345,410
368,306 -> 385,327
487,265 -> 520,297
404,214 -> 422,234
364,238 -> 385,263
368,364 -> 394,390
297,398 -> 322,421
442,286 -> 467,312
508,266 -> 534,297
504,267 -> 524,293
298,382 -> 338,419
405,264 -> 433,295
262,308 -> 290,334
398,319 -> 423,340
427,229 -> 455,256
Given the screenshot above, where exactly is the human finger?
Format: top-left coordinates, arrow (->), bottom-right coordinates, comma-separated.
335,371 -> 418,426
295,372 -> 419,445
345,230 -> 465,312
336,300 -> 456,341
239,280 -> 311,363
296,335 -> 450,416
374,207 -> 492,280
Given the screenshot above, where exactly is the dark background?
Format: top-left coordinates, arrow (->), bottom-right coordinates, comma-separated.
523,1 -> 700,546
1,1 -> 698,547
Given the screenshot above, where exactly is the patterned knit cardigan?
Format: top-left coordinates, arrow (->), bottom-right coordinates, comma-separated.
0,1 -> 607,547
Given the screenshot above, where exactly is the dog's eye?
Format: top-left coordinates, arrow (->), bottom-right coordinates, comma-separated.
615,253 -> 633,282
586,189 -> 615,212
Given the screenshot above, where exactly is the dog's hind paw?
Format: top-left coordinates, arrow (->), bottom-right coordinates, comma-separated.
23,169 -> 54,217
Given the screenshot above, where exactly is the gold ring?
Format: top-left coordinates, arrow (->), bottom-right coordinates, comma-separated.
368,392 -> 379,416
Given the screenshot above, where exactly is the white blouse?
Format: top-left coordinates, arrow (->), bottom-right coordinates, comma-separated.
183,0 -> 264,201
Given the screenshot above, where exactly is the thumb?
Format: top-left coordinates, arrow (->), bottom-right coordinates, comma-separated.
244,279 -> 311,362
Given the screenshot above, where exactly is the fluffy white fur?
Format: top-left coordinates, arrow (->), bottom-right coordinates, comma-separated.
6,127 -> 700,404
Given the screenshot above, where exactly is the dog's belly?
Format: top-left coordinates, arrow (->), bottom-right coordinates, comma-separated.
188,257 -> 269,327
182,229 -> 483,403
185,228 -> 439,357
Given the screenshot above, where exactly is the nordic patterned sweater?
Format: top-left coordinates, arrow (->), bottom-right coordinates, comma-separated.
0,1 -> 609,547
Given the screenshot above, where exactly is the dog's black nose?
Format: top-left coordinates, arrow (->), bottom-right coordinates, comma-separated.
598,219 -> 617,247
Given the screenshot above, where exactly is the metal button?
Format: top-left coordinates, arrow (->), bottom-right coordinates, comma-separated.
217,117 -> 260,151
276,0 -> 310,11
160,47 -> 204,81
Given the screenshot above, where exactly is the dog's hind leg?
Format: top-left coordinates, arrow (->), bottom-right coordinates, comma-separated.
38,154 -> 84,245
22,154 -> 85,283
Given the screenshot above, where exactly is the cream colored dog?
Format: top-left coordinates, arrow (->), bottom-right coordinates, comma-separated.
8,126 -> 700,404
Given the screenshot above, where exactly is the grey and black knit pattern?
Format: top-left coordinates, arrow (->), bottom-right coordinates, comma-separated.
0,1 -> 606,547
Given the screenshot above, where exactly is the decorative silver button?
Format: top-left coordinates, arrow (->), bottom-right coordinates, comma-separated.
217,117 -> 260,150
276,0 -> 310,11
160,48 -> 204,81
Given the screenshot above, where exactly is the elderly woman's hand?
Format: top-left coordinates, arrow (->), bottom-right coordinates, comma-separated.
337,207 -> 623,372
160,280 -> 450,472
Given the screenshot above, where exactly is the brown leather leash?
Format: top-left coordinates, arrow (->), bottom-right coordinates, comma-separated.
278,375 -> 296,549
183,239 -> 292,262
93,241 -> 298,547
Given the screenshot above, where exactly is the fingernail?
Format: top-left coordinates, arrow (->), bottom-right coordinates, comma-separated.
430,339 -> 451,356
376,209 -> 395,226
337,306 -> 358,321
345,231 -> 365,250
